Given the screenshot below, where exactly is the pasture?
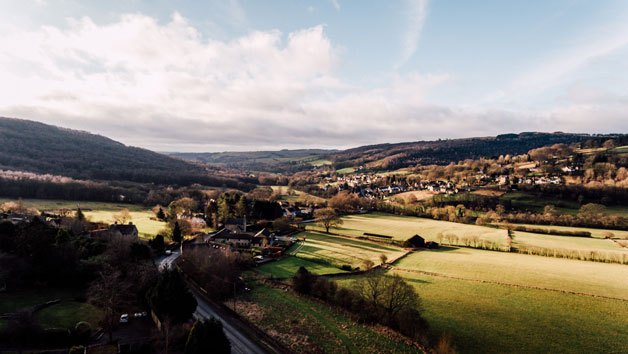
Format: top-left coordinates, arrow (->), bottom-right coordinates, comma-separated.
335,247 -> 628,353
394,247 -> 628,299
293,231 -> 406,269
0,288 -> 102,330
513,231 -> 628,253
0,198 -> 166,239
308,212 -> 508,246
258,231 -> 405,277
511,223 -> 628,239
235,284 -> 418,353
83,210 -> 166,239
270,186 -> 326,204
257,256 -> 345,278
391,190 -> 435,202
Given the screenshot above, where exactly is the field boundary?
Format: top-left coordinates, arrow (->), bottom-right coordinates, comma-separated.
388,266 -> 628,302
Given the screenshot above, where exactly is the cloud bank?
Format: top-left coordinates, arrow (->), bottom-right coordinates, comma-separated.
0,13 -> 626,152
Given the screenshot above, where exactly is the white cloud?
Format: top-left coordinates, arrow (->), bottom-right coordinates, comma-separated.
395,0 -> 428,70
0,12 -> 624,152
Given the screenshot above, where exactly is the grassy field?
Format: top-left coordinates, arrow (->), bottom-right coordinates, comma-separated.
234,283 -> 419,353
0,198 -> 166,239
310,158 -> 332,167
390,190 -> 435,202
36,301 -> 102,329
292,231 -> 406,269
0,288 -> 101,329
511,223 -> 628,239
257,256 -> 346,278
0,198 -> 147,212
336,167 -> 355,174
385,272 -> 628,354
258,231 -> 405,277
394,247 -> 628,299
270,186 -> 326,204
83,210 -> 166,239
308,212 -> 508,246
334,247 -> 628,353
513,231 -> 628,253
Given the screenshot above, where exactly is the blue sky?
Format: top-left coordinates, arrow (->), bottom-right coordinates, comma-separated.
0,0 -> 627,151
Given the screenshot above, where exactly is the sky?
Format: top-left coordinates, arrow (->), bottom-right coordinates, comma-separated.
0,0 -> 627,152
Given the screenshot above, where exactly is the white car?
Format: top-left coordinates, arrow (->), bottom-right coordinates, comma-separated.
165,250 -> 172,255
120,314 -> 129,323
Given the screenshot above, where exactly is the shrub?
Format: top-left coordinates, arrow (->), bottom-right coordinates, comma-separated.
292,266 -> 316,295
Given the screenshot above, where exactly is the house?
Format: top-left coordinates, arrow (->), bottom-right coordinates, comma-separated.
109,222 -> 139,239
225,217 -> 247,233
405,234 -> 425,248
252,228 -> 274,247
212,232 -> 252,247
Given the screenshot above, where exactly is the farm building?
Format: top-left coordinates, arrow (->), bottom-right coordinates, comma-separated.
405,234 -> 425,248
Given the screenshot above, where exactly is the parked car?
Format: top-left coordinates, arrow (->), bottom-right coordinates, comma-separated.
165,250 -> 172,255
120,314 -> 129,323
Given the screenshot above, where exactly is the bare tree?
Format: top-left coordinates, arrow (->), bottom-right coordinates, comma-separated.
88,270 -> 131,342
379,253 -> 388,265
314,208 -> 343,233
113,208 -> 132,224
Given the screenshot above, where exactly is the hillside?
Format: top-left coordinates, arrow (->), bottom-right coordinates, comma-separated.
170,149 -> 335,173
0,117 -> 247,188
329,132 -> 594,170
172,133 -> 596,173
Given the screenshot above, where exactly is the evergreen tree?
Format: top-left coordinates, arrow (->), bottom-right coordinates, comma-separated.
172,221 -> 182,244
156,207 -> 166,220
185,318 -> 230,354
151,234 -> 165,254
75,207 -> 85,221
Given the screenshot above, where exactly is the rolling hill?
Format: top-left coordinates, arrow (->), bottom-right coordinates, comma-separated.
169,149 -> 336,173
0,117 -> 249,188
327,132 -> 598,170
172,132 -> 597,173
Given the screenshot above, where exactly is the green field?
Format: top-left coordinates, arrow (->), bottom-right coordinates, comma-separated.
270,186 -> 326,204
336,167 -> 355,174
394,247 -> 628,299
258,231 -> 405,277
334,247 -> 628,353
513,231 -> 628,253
257,256 -> 346,278
294,231 -> 405,268
310,158 -> 332,167
235,284 -> 418,353
386,272 -> 628,354
308,212 -> 508,245
83,210 -> 166,239
0,198 -> 166,239
0,198 -> 147,212
0,288 -> 101,329
512,223 -> 628,239
36,301 -> 102,329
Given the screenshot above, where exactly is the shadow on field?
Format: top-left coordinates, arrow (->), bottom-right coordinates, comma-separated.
402,277 -> 431,285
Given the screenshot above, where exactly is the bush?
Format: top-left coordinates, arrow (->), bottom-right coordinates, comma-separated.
292,267 -> 316,295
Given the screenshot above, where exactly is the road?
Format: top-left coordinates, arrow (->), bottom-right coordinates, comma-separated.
156,251 -> 271,354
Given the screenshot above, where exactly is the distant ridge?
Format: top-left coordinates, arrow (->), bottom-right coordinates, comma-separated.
0,117 -> 248,188
329,132 -> 595,170
171,132 -> 598,172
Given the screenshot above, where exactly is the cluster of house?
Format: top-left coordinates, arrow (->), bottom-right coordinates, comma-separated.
201,218 -> 297,258
86,222 -> 139,239
330,174 -> 472,199
0,212 -> 34,224
280,203 -> 313,218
